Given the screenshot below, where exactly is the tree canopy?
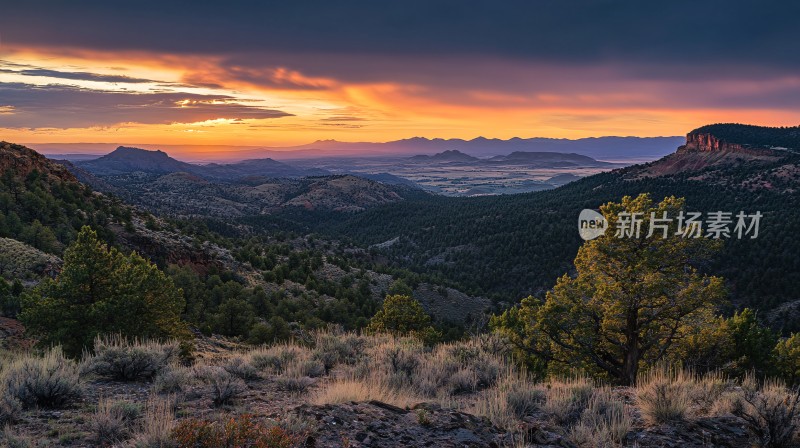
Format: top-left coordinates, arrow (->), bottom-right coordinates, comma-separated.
492,194 -> 727,385
20,226 -> 188,356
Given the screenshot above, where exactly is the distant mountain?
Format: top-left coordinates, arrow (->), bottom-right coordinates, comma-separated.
36,136 -> 684,162
209,136 -> 684,161
94,173 -> 425,217
487,151 -> 612,167
545,173 -> 583,186
79,146 -> 193,175
74,146 -> 327,180
409,150 -> 479,163
290,136 -> 683,160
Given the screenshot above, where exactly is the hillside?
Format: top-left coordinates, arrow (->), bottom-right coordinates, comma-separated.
76,146 -> 325,179
0,141 -> 124,254
76,172 -> 424,217
286,125 -> 800,319
0,142 -> 488,333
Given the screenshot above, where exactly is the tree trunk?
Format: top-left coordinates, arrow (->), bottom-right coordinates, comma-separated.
623,309 -> 640,386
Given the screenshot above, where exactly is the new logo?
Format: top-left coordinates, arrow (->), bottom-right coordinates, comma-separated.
579,209 -> 607,241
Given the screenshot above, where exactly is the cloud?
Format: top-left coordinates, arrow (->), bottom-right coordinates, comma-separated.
17,68 -> 155,83
3,1 -> 799,71
0,83 -> 292,128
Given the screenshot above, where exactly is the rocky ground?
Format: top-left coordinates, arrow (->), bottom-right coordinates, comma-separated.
0,329 -> 771,448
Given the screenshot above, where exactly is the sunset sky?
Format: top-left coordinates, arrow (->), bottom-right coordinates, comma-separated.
2,1 -> 799,151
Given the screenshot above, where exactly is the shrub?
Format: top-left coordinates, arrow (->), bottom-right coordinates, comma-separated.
84,335 -> 178,382
541,376 -> 594,426
503,378 -> 545,419
636,368 -> 693,426
0,426 -> 35,448
127,396 -> 176,448
153,364 -> 193,395
276,368 -> 315,393
313,377 -> 416,408
2,347 -> 83,408
223,356 -> 261,381
448,369 -> 478,395
196,367 -> 247,407
731,377 -> 800,448
569,388 -> 631,447
171,414 -> 299,448
297,360 -> 325,378
0,395 -> 22,425
312,331 -> 363,371
89,398 -> 130,444
416,409 -> 432,426
249,344 -> 308,375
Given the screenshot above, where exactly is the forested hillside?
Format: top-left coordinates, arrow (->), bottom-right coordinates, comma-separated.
0,142 -> 130,253
260,135 -> 800,316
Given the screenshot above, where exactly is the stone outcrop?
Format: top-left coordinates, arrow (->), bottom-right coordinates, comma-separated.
678,133 -> 774,156
0,141 -> 77,183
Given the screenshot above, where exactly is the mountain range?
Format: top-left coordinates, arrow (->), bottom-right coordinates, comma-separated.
37,135 -> 684,162
75,146 -> 327,179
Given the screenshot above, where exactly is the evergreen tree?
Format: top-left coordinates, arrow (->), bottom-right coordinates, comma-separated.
492,194 -> 726,385
20,226 -> 188,356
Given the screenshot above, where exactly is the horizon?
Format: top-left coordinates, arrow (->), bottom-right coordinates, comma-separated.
3,1 -> 800,157
24,133 -> 687,162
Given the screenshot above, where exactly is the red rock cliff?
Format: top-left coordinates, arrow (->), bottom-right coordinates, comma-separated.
677,133 -> 772,156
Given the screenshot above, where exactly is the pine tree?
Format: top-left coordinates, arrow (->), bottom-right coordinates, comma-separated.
20,226 -> 188,357
492,194 -> 726,385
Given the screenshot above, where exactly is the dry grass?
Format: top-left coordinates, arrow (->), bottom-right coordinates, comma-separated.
127,396 -> 177,448
83,335 -> 178,382
7,330 -> 800,447
89,397 -> 130,444
313,376 -> 418,408
569,387 -> 632,447
636,367 -> 696,425
729,376 -> 800,448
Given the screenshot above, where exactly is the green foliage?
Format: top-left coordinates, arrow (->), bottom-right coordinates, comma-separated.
0,150 -> 129,254
20,226 -> 188,357
367,294 -> 440,344
721,309 -> 778,377
387,279 -> 413,296
0,278 -> 22,318
775,334 -> 800,385
492,195 -> 726,385
674,308 -> 778,379
302,150 -> 800,311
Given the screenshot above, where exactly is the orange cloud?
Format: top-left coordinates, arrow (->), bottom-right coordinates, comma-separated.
3,45 -> 800,153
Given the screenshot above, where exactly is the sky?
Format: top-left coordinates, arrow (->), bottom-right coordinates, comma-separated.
1,0 -> 799,151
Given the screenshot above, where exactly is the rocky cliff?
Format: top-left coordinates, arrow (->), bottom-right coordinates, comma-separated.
0,141 -> 77,183
677,132 -> 774,156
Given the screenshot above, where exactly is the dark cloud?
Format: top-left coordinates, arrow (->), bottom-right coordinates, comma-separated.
2,0 -> 798,70
17,69 -> 155,83
0,83 -> 292,128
